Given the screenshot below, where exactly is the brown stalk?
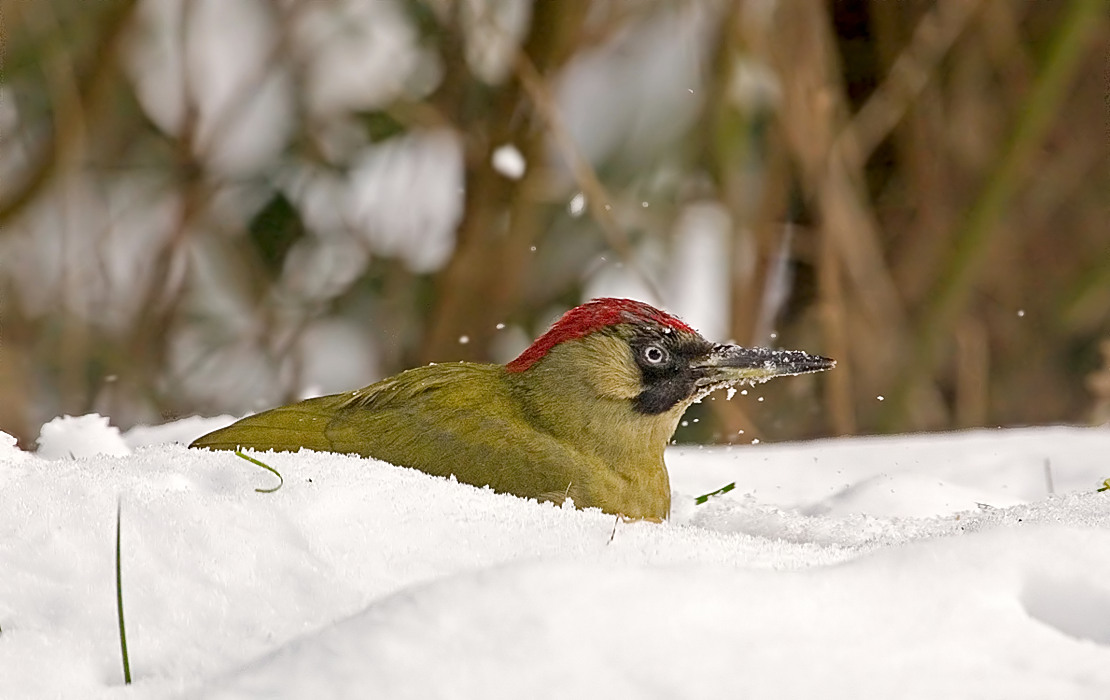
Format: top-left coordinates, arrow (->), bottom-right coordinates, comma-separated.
418,2 -> 591,365
954,318 -> 989,428
836,0 -> 984,167
886,0 -> 1107,426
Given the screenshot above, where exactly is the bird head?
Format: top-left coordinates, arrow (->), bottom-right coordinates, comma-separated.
506,297 -> 834,421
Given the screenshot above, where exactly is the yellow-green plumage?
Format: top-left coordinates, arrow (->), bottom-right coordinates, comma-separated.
191,298 -> 834,520
192,343 -> 676,518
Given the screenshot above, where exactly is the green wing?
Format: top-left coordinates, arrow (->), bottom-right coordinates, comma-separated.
190,393 -> 344,453
190,363 -> 591,503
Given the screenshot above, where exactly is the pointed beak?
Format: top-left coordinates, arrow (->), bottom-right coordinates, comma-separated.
693,344 -> 835,390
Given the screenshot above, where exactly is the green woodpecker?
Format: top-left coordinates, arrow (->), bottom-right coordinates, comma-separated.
191,298 -> 833,519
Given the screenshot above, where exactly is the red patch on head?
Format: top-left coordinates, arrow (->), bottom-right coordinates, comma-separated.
505,298 -> 697,372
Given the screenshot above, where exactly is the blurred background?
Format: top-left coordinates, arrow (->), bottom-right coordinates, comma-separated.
2,0 -> 1108,449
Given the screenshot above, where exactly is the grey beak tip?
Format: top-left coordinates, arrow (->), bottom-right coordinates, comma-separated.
781,351 -> 836,375
708,345 -> 836,376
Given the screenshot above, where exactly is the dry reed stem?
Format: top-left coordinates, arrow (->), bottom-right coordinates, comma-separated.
765,2 -> 916,428
836,0 -> 984,166
419,2 -> 592,364
955,319 -> 989,428
888,0 -> 1107,426
818,218 -> 857,435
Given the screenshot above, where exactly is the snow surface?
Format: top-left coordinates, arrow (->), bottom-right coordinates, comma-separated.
3,417 -> 1110,699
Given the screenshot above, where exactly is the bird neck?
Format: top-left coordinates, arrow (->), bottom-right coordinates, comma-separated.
506,335 -> 685,470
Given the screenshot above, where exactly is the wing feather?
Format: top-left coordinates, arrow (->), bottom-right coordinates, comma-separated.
190,363 -> 594,504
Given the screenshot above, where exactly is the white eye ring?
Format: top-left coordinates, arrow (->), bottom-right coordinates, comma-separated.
643,345 -> 667,364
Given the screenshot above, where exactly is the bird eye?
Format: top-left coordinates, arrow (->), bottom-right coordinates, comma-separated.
642,345 -> 668,365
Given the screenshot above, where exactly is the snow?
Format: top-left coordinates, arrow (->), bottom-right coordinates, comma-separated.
491,144 -> 526,180
3,417 -> 1110,698
35,415 -> 132,460
567,191 -> 586,217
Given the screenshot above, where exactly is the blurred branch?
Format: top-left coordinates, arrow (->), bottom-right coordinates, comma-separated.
767,3 -> 921,431
1058,250 -> 1110,327
888,0 -> 1108,425
576,0 -> 686,50
954,318 -> 989,428
836,0 -> 983,165
0,0 -> 139,228
817,217 -> 857,435
419,1 -> 591,364
1087,340 -> 1110,425
514,51 -> 665,304
131,0 -> 322,409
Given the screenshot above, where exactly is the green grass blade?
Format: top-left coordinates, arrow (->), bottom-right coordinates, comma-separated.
695,482 -> 736,505
115,499 -> 131,685
235,450 -> 284,493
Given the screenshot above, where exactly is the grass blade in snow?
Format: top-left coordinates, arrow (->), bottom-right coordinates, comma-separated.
236,451 -> 284,493
115,499 -> 131,685
695,482 -> 736,505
